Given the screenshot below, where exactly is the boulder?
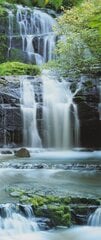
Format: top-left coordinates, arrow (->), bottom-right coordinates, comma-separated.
15,148 -> 30,158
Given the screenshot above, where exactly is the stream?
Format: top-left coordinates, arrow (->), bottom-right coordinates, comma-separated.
0,149 -> 101,202
0,149 -> 101,239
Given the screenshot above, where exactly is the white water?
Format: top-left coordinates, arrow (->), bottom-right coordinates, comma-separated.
20,77 -> 42,147
20,70 -> 80,149
42,70 -> 80,149
8,5 -> 56,64
8,10 -> 14,57
0,204 -> 38,238
0,226 -> 101,240
7,5 -> 80,149
88,208 -> 101,226
0,203 -> 101,239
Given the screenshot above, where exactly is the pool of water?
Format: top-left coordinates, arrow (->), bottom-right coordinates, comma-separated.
0,149 -> 101,202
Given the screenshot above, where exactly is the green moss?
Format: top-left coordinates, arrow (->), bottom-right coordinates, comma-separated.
46,204 -> 71,226
34,204 -> 71,227
0,61 -> 41,76
8,188 -> 101,227
0,4 -> 7,16
28,195 -> 47,207
83,80 -> 93,88
0,35 -> 8,63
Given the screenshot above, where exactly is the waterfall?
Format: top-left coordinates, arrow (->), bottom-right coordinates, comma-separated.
42,70 -> 80,149
0,203 -> 38,238
8,10 -> 14,57
88,208 -> 101,226
20,77 -> 42,147
8,5 -> 56,64
7,5 -> 80,149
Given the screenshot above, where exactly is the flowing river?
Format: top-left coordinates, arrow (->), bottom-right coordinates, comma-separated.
0,149 -> 101,202
0,149 -> 101,239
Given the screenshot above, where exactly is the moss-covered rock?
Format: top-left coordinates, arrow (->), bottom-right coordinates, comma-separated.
0,4 -> 8,63
0,61 -> 41,76
33,204 -> 71,227
8,188 -> 101,227
0,35 -> 8,63
70,196 -> 100,205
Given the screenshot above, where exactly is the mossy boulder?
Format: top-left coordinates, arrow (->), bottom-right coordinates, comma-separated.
8,188 -> 101,228
33,203 -> 71,227
37,204 -> 71,227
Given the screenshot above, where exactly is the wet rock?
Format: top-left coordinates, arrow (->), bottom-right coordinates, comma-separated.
15,148 -> 30,158
35,204 -> 71,227
71,205 -> 98,225
34,163 -> 49,169
10,191 -> 22,197
1,150 -> 12,154
37,217 -> 51,230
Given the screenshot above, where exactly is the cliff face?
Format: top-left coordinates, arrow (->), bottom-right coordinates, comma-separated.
0,73 -> 101,149
0,5 -> 8,63
0,76 -> 22,146
0,75 -> 43,147
75,72 -> 101,148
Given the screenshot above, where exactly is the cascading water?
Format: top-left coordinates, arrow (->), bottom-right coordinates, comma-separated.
0,204 -> 101,240
20,70 -> 80,149
8,5 -> 56,64
7,4 -> 80,149
8,10 -> 14,57
0,203 -> 39,238
20,77 -> 42,147
88,207 -> 101,226
42,70 -> 80,149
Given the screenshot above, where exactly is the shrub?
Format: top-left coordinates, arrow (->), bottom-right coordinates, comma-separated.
0,61 -> 41,75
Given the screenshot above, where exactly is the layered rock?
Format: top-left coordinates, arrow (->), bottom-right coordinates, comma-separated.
74,72 -> 101,148
0,75 -> 42,147
0,72 -> 101,148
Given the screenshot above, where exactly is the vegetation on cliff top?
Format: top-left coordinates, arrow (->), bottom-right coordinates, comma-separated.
53,0 -> 101,75
0,0 -> 83,10
0,62 -> 41,75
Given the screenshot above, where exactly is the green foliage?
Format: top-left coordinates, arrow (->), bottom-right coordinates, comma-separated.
63,0 -> 83,8
8,187 -> 101,227
35,0 -> 83,10
54,0 -> 101,74
0,62 -> 41,75
0,4 -> 7,16
0,0 -> 82,9
0,35 -> 8,63
46,0 -> 63,10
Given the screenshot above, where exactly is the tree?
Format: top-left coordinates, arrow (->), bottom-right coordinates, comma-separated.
55,0 -> 101,74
